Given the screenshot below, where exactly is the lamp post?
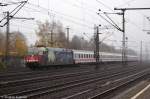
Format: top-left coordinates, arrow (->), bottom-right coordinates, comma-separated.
66,26 -> 70,48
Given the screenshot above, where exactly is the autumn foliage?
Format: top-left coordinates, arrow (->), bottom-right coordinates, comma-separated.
15,33 -> 28,56
0,31 -> 28,57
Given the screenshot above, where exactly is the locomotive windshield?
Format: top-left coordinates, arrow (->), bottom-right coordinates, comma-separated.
27,47 -> 47,55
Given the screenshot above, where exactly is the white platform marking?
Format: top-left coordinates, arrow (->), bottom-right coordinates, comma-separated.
131,83 -> 150,99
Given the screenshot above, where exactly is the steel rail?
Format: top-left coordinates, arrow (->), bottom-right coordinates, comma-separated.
4,67 -> 138,98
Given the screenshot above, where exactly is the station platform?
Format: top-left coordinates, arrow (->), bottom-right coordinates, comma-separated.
113,79 -> 150,99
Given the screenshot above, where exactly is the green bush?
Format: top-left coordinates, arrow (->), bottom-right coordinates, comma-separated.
0,62 -> 6,71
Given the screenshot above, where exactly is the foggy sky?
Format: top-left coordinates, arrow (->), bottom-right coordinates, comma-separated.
0,0 -> 150,54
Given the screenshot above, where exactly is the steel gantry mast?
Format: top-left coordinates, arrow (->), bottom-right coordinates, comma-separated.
97,10 -> 126,64
98,7 -> 150,65
0,1 -> 34,65
114,7 -> 150,64
95,26 -> 100,63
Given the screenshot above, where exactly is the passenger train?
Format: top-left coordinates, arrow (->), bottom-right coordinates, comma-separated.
24,47 -> 138,68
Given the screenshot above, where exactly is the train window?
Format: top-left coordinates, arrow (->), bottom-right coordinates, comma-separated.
77,54 -> 79,58
74,54 -> 77,58
81,54 -> 83,58
76,54 -> 78,58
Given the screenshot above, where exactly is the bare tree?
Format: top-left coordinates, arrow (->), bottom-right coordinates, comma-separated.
34,20 -> 137,55
35,20 -> 67,48
70,35 -> 82,49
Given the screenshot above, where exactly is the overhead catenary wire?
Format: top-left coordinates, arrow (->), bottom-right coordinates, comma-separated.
0,0 -> 28,27
27,2 -> 97,25
95,0 -> 113,11
9,0 -> 99,30
62,0 -> 101,20
95,0 -> 143,32
0,1 -> 27,6
104,12 -> 122,31
5,0 -> 147,33
0,2 -> 23,23
16,6 -> 94,30
116,0 -> 150,29
95,0 -> 147,47
5,0 -> 118,32
97,12 -> 122,32
2,0 -> 147,49
26,2 -> 95,29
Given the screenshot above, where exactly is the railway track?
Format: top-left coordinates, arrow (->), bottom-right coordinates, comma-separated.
0,65 -> 95,82
40,67 -> 149,99
0,63 -> 148,99
88,71 -> 149,99
0,62 -> 137,82
63,69 -> 149,99
1,68 -> 134,98
0,62 -> 137,81
0,63 -> 137,86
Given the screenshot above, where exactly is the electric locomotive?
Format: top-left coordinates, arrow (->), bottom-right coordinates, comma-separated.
24,47 -> 74,67
24,47 -> 138,68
